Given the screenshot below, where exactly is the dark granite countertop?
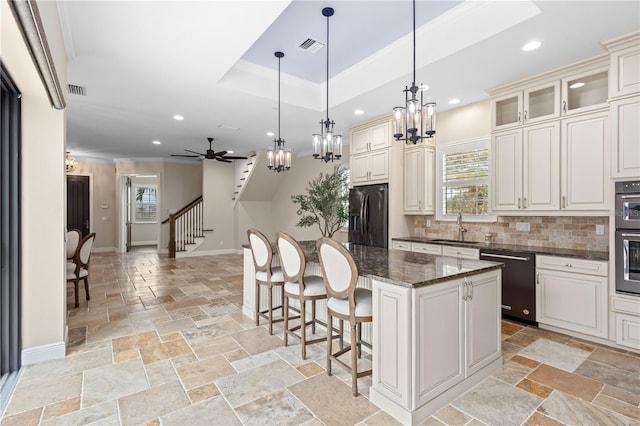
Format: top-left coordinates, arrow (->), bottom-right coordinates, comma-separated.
244,241 -> 503,289
392,237 -> 609,261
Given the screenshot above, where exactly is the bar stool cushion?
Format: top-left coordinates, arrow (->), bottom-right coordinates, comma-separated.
327,288 -> 373,317
255,266 -> 284,283
284,275 -> 326,297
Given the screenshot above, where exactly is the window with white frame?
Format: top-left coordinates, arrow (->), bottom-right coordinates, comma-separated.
134,185 -> 157,222
436,138 -> 495,222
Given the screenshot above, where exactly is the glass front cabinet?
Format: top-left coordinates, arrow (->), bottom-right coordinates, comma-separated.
492,81 -> 560,130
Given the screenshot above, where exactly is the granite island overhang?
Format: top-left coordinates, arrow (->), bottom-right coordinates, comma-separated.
242,241 -> 504,425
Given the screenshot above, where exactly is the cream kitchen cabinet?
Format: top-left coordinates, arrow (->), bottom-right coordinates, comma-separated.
411,242 -> 442,255
611,296 -> 640,350
536,255 -> 608,339
491,121 -> 560,213
392,240 -> 411,251
351,149 -> 390,185
404,145 -> 435,214
491,81 -> 560,131
610,97 -> 640,178
560,68 -> 609,117
560,112 -> 609,212
371,270 -> 501,421
351,119 -> 391,155
442,245 -> 479,260
604,31 -> 640,99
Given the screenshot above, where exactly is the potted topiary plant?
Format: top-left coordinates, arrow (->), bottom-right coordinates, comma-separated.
291,165 -> 349,238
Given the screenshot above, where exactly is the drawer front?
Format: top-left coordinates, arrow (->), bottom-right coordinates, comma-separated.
412,243 -> 442,255
536,255 -> 608,276
392,240 -> 411,251
442,246 -> 479,260
612,296 -> 640,315
615,313 -> 640,350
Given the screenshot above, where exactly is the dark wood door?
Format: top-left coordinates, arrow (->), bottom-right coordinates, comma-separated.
67,175 -> 90,236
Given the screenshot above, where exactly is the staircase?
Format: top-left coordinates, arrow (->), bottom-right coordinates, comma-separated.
163,196 -> 207,258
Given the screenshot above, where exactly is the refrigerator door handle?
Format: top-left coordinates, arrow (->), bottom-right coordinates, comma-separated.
363,194 -> 369,237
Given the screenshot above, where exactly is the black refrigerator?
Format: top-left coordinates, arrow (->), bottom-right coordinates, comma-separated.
348,183 -> 389,248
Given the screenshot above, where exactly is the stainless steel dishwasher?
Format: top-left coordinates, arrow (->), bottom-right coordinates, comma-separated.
479,249 -> 536,325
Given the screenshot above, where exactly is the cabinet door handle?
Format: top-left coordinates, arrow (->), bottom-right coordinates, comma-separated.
462,282 -> 468,301
562,195 -> 566,208
518,197 -> 521,209
468,280 -> 473,300
536,273 -> 540,285
518,112 -> 522,124
524,110 -> 528,122
562,100 -> 567,115
523,197 -> 527,209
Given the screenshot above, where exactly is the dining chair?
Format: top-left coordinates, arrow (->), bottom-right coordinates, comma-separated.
247,229 -> 285,335
66,232 -> 96,308
277,232 -> 333,359
66,229 -> 81,260
316,237 -> 373,396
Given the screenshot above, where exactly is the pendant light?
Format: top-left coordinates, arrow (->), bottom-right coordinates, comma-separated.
392,0 -> 436,144
267,51 -> 292,172
312,7 -> 342,163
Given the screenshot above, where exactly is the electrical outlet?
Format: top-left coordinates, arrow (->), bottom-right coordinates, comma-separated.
596,224 -> 604,235
515,222 -> 530,232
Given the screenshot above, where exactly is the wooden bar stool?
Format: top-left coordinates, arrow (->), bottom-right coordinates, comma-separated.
247,229 -> 285,335
276,232 -> 334,360
316,237 -> 372,396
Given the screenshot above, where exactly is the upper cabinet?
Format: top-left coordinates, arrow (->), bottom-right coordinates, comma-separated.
603,30 -> 640,178
489,54 -> 611,214
561,68 -> 609,116
403,145 -> 435,214
350,116 -> 392,186
492,82 -> 560,130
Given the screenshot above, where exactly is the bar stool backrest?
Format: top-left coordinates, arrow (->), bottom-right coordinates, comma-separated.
316,237 -> 358,301
276,232 -> 305,285
247,229 -> 273,274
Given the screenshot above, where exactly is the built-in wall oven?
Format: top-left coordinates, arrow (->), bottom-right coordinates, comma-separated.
615,180 -> 640,296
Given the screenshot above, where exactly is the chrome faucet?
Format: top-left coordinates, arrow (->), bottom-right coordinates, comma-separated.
457,212 -> 467,241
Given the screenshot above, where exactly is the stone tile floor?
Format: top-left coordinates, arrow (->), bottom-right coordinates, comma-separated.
1,250 -> 639,425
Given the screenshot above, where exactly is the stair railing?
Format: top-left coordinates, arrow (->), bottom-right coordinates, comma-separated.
162,195 -> 203,258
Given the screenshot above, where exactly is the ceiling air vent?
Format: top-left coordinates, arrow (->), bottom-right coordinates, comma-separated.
298,38 -> 325,54
67,84 -> 86,96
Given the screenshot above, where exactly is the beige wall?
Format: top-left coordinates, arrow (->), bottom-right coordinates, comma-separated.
69,161 -> 117,250
2,0 -> 67,357
436,100 -> 491,145
198,160 -> 235,252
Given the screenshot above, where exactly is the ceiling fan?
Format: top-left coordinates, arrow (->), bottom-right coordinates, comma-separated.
171,137 -> 247,163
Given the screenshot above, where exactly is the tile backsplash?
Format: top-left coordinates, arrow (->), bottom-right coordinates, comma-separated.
412,216 -> 609,252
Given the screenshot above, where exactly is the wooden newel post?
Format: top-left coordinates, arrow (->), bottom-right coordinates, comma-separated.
168,213 -> 176,258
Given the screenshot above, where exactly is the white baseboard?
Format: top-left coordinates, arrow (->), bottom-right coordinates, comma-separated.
184,248 -> 237,257
21,341 -> 66,366
93,247 -> 116,253
131,241 -> 158,246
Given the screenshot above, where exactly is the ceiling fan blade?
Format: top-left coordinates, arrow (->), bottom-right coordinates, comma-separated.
215,150 -> 228,157
221,155 -> 248,160
215,157 -> 232,163
171,154 -> 200,158
185,149 -> 205,156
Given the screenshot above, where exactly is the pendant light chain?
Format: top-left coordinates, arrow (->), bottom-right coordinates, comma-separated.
267,51 -> 291,173
312,7 -> 342,163
392,0 -> 437,144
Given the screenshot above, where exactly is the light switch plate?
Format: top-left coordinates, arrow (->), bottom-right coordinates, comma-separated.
515,222 -> 530,232
596,224 -> 604,235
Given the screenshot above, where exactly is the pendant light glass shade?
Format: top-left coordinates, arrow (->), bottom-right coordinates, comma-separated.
267,51 -> 292,173
393,0 -> 436,144
312,7 -> 342,163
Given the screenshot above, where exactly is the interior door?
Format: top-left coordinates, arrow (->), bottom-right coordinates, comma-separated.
125,176 -> 132,252
67,175 -> 90,236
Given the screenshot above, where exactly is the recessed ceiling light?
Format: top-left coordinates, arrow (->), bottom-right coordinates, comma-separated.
419,84 -> 429,92
448,98 -> 460,105
173,115 -> 184,121
354,109 -> 364,115
522,40 -> 541,52
570,82 -> 585,89
266,132 -> 275,137
152,140 -> 161,145
227,150 -> 234,154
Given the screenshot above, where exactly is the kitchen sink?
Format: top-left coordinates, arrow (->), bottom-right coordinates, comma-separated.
428,239 -> 480,244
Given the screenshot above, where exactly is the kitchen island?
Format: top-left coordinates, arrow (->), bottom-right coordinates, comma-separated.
242,242 -> 503,425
